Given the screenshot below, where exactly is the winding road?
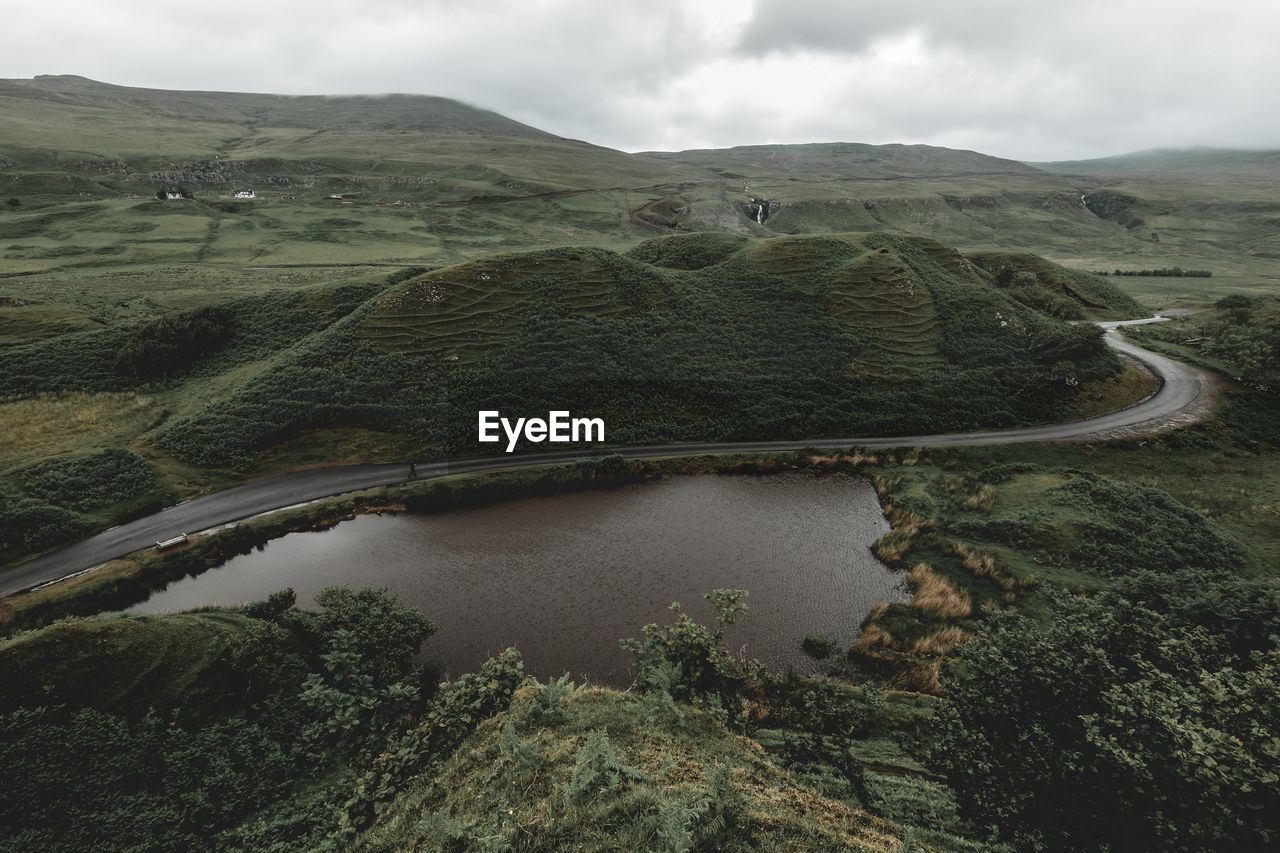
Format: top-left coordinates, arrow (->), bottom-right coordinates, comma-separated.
0,319 -> 1217,599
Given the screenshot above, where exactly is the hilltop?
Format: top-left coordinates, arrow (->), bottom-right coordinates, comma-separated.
1033,146 -> 1280,178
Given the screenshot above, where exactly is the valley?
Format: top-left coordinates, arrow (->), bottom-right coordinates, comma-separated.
1,75 -> 1277,852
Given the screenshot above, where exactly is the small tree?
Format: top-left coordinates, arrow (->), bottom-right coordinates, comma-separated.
620,589 -> 760,721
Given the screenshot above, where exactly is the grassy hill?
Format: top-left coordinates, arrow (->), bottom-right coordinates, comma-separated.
0,230 -> 1136,566
3,76 -> 1277,313
357,681 -> 916,852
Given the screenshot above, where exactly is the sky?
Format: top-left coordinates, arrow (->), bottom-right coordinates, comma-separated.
4,0 -> 1278,161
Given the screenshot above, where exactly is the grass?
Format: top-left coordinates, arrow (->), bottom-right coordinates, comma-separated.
358,246 -> 669,363
6,77 -> 1278,319
906,563 -> 972,620
1061,359 -> 1159,420
0,391 -> 164,470
828,248 -> 945,376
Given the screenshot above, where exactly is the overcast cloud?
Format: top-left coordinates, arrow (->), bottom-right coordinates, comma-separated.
4,0 -> 1277,161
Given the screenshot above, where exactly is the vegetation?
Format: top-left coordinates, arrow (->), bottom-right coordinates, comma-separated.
1125,294 -> 1280,387
147,233 -> 1127,469
0,448 -> 170,564
3,75 -> 1280,852
1100,267 -> 1212,277
114,305 -> 233,378
1,419 -> 1278,850
928,589 -> 1280,851
968,251 -> 1142,320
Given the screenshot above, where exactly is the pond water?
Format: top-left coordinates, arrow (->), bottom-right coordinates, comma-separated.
131,474 -> 907,685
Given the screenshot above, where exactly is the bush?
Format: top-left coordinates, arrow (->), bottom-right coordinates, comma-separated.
0,705 -> 317,851
619,589 -> 760,724
312,586 -> 437,688
926,593 -> 1280,851
0,481 -> 92,557
801,636 -> 836,659
1050,473 -> 1247,576
15,447 -> 164,513
336,648 -> 525,838
114,305 -> 233,378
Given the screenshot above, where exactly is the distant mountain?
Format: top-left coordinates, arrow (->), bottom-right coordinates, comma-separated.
1031,147 -> 1280,177
2,77 -> 1277,282
0,74 -> 557,148
647,141 -> 1045,181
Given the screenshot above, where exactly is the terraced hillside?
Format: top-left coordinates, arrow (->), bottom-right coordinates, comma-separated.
826,248 -> 944,377
359,248 -> 670,363
968,250 -> 1144,320
0,230 -> 1139,564
362,232 -> 1133,383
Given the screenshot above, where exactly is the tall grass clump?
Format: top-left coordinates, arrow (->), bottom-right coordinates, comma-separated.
907,563 -> 972,619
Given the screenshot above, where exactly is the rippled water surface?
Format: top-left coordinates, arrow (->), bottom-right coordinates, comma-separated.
133,475 -> 906,684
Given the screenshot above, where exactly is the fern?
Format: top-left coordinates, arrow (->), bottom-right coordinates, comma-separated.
526,672 -> 581,727
564,730 -> 646,806
497,719 -> 543,778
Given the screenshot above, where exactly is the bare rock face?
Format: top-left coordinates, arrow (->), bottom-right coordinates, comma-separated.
148,160 -> 240,184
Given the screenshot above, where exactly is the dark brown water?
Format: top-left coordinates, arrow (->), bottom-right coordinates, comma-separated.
131,475 -> 905,685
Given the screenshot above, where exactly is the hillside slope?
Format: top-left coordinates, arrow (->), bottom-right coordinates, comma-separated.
1027,148 -> 1280,296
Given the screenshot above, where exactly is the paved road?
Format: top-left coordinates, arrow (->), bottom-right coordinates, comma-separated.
1,318 -> 1216,599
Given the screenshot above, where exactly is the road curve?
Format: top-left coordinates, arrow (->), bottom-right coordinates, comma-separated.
0,319 -> 1217,599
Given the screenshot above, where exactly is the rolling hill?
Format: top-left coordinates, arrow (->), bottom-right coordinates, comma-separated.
4,75 -> 1277,308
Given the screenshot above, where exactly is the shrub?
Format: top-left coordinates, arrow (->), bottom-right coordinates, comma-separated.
801,636 -> 836,659
1051,473 -> 1247,576
114,305 -> 233,378
0,481 -> 92,557
336,648 -> 525,839
619,589 -> 760,721
313,585 -> 437,687
926,593 -> 1280,851
15,447 -> 164,513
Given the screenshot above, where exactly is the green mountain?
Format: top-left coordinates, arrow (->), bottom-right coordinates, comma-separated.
1033,146 -> 1280,178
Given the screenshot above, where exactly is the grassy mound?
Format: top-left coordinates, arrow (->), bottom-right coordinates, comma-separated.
968,250 -> 1143,319
624,232 -> 752,270
826,247 -> 944,377
358,682 -> 908,852
358,246 -> 670,363
0,611 -> 271,723
158,232 -> 1125,464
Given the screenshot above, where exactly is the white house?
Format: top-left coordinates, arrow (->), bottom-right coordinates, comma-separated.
233,190 -> 256,199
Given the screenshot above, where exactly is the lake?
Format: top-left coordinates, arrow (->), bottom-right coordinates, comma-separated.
131,474 -> 906,685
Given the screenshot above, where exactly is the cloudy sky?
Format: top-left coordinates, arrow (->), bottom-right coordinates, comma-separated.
4,0 -> 1277,161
